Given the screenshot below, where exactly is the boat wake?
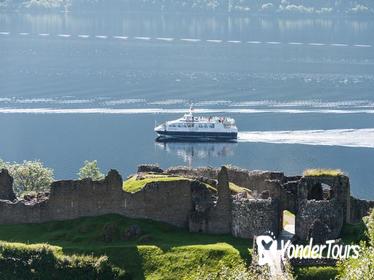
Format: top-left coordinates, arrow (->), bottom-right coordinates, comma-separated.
238,128 -> 374,148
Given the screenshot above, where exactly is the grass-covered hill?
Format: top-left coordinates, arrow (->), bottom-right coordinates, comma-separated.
0,214 -> 252,280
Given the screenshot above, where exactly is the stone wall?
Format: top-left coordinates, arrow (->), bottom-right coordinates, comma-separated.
294,175 -> 349,240
205,166 -> 232,234
350,196 -> 374,224
166,165 -> 291,199
296,200 -> 344,240
0,169 -> 16,201
232,197 -> 280,238
0,170 -> 198,228
165,166 -> 219,179
228,169 -> 285,198
0,165 -> 372,241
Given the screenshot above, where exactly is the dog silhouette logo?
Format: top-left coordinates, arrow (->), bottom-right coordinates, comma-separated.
256,232 -> 277,266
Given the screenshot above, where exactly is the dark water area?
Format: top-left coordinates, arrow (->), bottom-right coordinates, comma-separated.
1,12 -> 374,199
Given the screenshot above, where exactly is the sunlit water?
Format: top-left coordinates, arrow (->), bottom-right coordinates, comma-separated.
1,12 -> 374,199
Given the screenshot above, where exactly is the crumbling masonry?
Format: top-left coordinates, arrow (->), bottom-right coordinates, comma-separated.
0,165 -> 373,241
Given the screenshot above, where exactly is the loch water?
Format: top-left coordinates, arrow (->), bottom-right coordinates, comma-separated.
1,11 -> 374,199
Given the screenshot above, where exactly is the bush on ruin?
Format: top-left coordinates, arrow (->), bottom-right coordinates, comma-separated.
1,159 -> 54,196
78,160 -> 105,181
337,208 -> 374,279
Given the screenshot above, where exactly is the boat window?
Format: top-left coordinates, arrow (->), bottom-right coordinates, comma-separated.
199,124 -> 203,128
209,124 -> 215,128
187,123 -> 194,128
204,124 -> 208,128
183,123 -> 187,127
178,124 -> 181,127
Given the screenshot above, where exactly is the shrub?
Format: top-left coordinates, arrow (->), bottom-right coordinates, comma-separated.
337,208 -> 374,279
0,242 -> 126,280
78,160 -> 105,181
294,266 -> 338,280
101,222 -> 121,243
364,208 -> 374,247
192,263 -> 272,280
0,159 -> 54,195
0,159 -> 6,170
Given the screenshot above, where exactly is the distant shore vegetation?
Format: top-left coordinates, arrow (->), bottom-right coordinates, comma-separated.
1,0 -> 373,16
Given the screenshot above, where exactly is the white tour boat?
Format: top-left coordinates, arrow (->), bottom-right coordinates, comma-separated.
154,106 -> 238,140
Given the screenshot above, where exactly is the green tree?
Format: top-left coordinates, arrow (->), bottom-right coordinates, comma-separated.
0,159 -> 6,170
78,160 -> 105,181
0,159 -> 54,195
337,209 -> 374,279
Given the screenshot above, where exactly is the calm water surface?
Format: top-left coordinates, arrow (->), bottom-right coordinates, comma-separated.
1,12 -> 374,199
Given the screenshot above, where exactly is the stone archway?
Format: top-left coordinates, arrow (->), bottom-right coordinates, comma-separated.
282,210 -> 295,235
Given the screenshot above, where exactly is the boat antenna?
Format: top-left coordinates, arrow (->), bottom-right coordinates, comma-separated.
189,103 -> 194,114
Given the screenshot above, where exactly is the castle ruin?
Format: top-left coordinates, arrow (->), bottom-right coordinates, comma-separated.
0,165 -> 373,241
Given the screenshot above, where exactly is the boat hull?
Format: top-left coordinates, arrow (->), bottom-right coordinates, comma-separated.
155,130 -> 237,140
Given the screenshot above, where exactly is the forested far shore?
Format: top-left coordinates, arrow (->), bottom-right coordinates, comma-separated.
1,0 -> 374,16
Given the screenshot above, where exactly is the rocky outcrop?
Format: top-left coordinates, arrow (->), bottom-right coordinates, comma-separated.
0,169 -> 16,201
137,164 -> 163,173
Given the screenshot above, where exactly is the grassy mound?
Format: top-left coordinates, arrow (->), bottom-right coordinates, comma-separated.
123,174 -> 251,195
0,214 -> 252,280
123,175 -> 187,193
303,169 -> 344,177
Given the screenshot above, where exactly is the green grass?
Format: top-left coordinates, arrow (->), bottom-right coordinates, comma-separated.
0,214 -> 252,280
228,182 -> 251,194
293,266 -> 338,280
123,175 -> 188,193
123,174 -> 249,195
303,169 -> 344,177
283,210 -> 295,228
340,221 -> 368,244
0,241 -> 126,279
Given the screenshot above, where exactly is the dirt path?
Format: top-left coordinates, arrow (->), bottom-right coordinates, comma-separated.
268,224 -> 295,278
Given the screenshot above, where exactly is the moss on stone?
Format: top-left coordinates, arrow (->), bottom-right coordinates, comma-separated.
123,173 -> 250,195
303,169 -> 344,177
229,182 -> 251,194
123,175 -> 188,193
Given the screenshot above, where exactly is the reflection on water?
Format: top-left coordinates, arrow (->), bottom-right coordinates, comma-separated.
155,140 -> 237,166
1,13 -> 373,44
